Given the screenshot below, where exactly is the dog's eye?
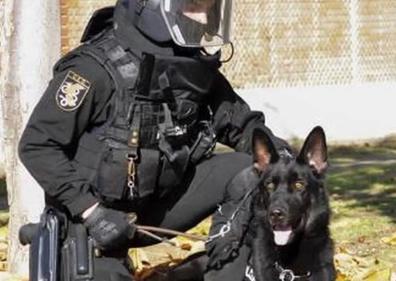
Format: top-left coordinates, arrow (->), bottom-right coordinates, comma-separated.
266,182 -> 276,192
293,181 -> 306,191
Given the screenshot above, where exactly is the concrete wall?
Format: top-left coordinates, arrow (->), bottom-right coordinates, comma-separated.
239,82 -> 396,141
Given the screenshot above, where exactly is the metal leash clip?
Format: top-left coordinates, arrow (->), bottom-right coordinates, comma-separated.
127,154 -> 139,199
279,269 -> 296,281
245,265 -> 256,281
275,262 -> 311,281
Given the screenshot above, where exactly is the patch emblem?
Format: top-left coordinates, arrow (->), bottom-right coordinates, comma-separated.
56,71 -> 91,111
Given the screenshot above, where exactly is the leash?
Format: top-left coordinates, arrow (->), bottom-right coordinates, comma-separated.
126,212 -> 206,247
137,225 -> 207,243
136,228 -> 178,246
129,168 -> 263,246
127,182 -> 258,246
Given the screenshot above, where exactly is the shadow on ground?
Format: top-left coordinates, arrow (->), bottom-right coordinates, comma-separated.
0,180 -> 7,211
327,145 -> 396,223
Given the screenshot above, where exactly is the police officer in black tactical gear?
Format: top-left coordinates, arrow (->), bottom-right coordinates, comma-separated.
18,0 -> 289,280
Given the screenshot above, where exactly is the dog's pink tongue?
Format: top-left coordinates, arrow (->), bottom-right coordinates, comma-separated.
273,227 -> 292,245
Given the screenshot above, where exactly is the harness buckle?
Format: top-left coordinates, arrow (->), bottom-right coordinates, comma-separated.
279,269 -> 296,281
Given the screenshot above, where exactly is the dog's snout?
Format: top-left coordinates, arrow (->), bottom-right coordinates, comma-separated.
270,209 -> 285,221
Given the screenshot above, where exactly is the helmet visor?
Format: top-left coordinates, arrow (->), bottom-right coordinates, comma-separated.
160,0 -> 233,47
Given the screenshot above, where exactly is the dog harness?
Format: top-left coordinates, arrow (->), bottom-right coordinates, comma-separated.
244,261 -> 311,281
274,262 -> 311,281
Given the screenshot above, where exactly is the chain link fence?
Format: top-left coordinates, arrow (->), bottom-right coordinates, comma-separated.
58,0 -> 396,88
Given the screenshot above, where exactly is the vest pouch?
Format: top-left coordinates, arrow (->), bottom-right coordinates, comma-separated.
135,148 -> 161,198
97,144 -> 129,201
157,155 -> 185,198
97,142 -> 161,201
157,136 -> 191,198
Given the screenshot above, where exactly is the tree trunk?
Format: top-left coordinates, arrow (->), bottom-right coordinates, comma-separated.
0,1 -> 7,180
0,0 -> 60,276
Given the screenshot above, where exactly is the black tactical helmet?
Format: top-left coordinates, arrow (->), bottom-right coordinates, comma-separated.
121,0 -> 233,48
121,0 -> 172,43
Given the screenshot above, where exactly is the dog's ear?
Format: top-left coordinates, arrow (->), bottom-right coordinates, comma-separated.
252,128 -> 279,172
297,126 -> 328,175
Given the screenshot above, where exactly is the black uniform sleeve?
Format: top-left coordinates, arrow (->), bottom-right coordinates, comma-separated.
209,72 -> 290,154
18,55 -> 114,217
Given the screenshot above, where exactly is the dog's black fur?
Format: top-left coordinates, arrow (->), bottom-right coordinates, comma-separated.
251,127 -> 336,281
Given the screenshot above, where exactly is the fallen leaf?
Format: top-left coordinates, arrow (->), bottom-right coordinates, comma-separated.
358,236 -> 366,243
381,233 -> 396,246
337,245 -> 354,255
180,243 -> 192,251
336,270 -> 349,281
362,268 -> 391,281
130,248 -> 151,271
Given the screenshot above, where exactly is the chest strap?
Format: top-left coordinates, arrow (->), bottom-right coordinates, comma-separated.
79,33 -> 141,137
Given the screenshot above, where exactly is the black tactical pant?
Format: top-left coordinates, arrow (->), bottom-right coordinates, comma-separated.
66,152 -> 251,281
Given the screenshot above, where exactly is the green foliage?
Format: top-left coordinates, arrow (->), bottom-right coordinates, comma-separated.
328,144 -> 396,277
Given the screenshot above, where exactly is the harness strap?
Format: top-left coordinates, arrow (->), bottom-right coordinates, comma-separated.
159,103 -> 175,130
79,33 -> 141,131
206,185 -> 258,243
128,103 -> 141,152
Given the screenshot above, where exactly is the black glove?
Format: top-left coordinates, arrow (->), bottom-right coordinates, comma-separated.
83,205 -> 136,251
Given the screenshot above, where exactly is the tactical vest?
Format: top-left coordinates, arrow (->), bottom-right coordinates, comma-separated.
60,29 -> 220,204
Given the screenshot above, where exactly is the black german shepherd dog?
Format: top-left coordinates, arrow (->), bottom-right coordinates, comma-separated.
250,126 -> 336,281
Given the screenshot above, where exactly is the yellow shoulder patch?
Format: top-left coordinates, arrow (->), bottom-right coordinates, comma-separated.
56,71 -> 91,112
